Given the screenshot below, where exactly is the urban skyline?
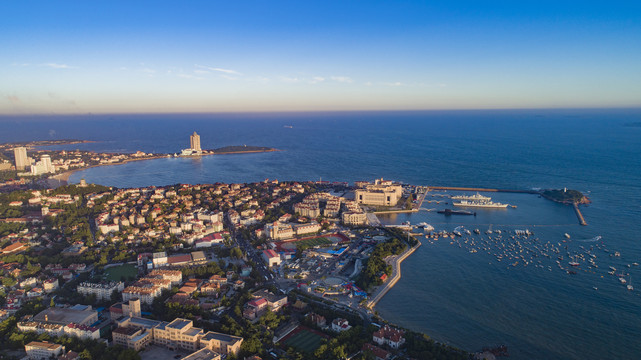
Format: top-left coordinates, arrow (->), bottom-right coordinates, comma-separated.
2,1 -> 640,114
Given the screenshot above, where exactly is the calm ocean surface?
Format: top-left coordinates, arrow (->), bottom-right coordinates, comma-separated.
2,109 -> 641,359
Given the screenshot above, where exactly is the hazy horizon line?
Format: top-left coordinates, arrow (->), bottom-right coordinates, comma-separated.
1,106 -> 640,118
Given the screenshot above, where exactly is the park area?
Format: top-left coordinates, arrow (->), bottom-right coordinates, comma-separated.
103,264 -> 138,282
280,326 -> 329,353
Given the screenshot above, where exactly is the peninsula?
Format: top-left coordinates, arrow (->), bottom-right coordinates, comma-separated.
540,188 -> 591,204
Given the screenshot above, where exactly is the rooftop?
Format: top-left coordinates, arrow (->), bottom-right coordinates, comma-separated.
167,318 -> 192,330
33,307 -> 97,326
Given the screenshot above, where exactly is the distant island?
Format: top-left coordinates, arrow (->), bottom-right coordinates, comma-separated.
212,145 -> 278,154
540,188 -> 590,204
0,139 -> 93,151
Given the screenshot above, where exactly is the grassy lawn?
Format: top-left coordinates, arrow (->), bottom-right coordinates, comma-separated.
283,328 -> 324,353
296,237 -> 332,248
103,264 -> 138,282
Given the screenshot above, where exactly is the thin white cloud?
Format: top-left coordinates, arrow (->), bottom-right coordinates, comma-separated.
41,63 -> 75,69
279,76 -> 300,83
331,76 -> 353,84
11,62 -> 30,67
141,68 -> 156,74
194,69 -> 210,75
309,76 -> 325,84
384,82 -> 404,87
195,64 -> 242,75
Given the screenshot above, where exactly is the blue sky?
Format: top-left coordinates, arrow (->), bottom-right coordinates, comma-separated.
1,1 -> 640,114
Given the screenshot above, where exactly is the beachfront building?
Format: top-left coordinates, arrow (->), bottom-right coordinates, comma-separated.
182,131 -> 202,155
355,179 -> 403,206
373,325 -> 406,349
24,341 -> 64,359
190,132 -> 201,152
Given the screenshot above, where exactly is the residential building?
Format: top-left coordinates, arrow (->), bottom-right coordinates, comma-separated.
332,318 -> 351,332
24,341 -> 64,359
373,325 -> 406,349
77,281 -> 124,301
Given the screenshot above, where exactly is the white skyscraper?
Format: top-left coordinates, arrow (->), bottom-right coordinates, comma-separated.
13,147 -> 28,170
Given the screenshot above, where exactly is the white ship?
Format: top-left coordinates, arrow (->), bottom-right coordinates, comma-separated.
453,199 -> 509,208
451,192 -> 491,201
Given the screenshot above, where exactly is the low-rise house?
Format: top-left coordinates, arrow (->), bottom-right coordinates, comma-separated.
373,325 -> 406,349
332,318 -> 351,332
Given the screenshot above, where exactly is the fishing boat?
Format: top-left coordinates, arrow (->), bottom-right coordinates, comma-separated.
564,233 -> 571,239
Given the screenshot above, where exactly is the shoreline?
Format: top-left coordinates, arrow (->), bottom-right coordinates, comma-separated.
366,239 -> 422,309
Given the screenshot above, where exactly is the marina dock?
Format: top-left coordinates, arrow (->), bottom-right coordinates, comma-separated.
573,202 -> 588,226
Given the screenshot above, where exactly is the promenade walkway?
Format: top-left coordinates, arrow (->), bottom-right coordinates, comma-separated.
366,239 -> 422,309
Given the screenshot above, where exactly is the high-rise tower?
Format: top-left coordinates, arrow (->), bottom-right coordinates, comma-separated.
190,132 -> 201,151
13,147 -> 28,170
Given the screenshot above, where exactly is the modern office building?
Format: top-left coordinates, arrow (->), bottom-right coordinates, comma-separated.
190,132 -> 201,152
13,147 -> 28,170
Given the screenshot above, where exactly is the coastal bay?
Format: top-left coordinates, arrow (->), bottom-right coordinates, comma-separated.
4,109 -> 641,359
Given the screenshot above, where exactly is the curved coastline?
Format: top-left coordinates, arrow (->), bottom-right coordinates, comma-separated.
47,148 -> 280,186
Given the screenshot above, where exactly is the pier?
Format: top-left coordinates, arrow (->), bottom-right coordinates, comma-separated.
573,202 -> 588,226
427,186 -> 539,194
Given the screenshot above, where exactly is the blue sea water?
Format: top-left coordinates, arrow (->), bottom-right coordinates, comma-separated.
2,109 -> 641,359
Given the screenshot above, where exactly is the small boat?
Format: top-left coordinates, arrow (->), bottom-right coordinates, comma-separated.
628,276 -> 633,291
569,261 -> 580,267
564,233 -> 571,239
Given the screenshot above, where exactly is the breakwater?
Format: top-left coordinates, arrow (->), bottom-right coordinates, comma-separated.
573,202 -> 588,226
427,186 -> 539,194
